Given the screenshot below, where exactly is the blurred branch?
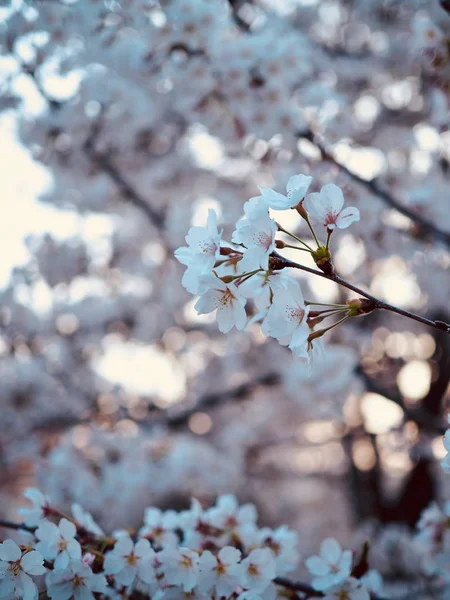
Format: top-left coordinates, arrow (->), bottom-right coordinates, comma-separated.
300,129 -> 450,249
271,252 -> 450,334
275,577 -> 390,600
0,519 -> 35,533
83,121 -> 165,230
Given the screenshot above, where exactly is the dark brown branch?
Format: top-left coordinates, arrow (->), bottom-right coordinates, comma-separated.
271,252 -> 450,334
0,519 -> 35,533
301,129 -> 450,249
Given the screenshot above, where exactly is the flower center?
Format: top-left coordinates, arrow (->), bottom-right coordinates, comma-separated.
216,562 -> 227,576
330,563 -> 340,574
253,231 -> 272,250
181,555 -> 193,569
73,574 -> 84,588
247,563 -> 260,577
219,289 -> 235,307
286,307 -> 305,324
8,561 -> 21,577
127,553 -> 138,566
58,540 -> 68,551
337,592 -> 350,600
199,241 -> 216,255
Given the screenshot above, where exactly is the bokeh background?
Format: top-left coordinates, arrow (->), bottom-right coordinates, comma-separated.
1,0 -> 450,589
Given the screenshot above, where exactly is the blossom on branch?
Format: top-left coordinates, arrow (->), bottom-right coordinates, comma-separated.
303,183 -> 360,230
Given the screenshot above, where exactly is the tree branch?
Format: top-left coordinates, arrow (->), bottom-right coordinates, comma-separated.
0,519 -> 35,533
301,129 -> 450,249
271,252 -> 450,334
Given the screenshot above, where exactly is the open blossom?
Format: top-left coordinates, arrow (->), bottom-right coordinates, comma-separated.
35,518 -> 81,570
195,274 -> 247,333
198,547 -> 243,597
259,526 -> 299,575
259,174 -> 313,210
305,538 -> 352,591
175,209 -> 222,293
46,560 -> 107,600
303,184 -> 359,230
18,488 -> 51,527
139,507 -> 179,548
207,494 -> 257,534
159,547 -> 199,592
262,278 -> 310,353
241,549 -> 276,593
72,503 -> 104,537
322,577 -> 369,600
103,536 -> 156,589
232,201 -> 277,270
0,541 -> 46,600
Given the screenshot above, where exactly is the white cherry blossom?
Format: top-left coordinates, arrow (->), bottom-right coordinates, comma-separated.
207,494 -> 257,533
139,507 -> 179,549
0,540 -> 46,600
241,548 -> 276,593
322,577 -> 369,600
46,560 -> 107,600
259,174 -> 313,210
174,209 -> 222,274
72,503 -> 104,537
198,547 -> 243,597
303,184 -> 359,230
18,488 -> 51,527
262,277 -> 310,353
103,536 -> 156,589
232,207 -> 277,270
159,547 -> 199,592
305,538 -> 352,591
259,526 -> 299,575
35,518 -> 81,570
195,274 -> 247,333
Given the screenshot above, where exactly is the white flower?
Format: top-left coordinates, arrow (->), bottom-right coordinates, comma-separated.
360,570 -> 383,595
303,183 -> 359,230
194,274 -> 247,333
241,548 -> 276,593
71,503 -> 104,537
262,277 -> 310,354
198,547 -> 243,597
232,204 -> 277,271
259,526 -> 299,575
35,518 -> 81,570
0,540 -> 46,600
239,272 -> 289,322
46,560 -> 107,600
139,507 -> 179,549
175,209 -> 222,293
18,488 -> 51,527
159,547 -> 199,592
305,538 -> 352,591
293,336 -> 325,366
207,494 -> 257,533
104,536 -> 156,589
259,174 -> 313,210
322,577 -> 369,600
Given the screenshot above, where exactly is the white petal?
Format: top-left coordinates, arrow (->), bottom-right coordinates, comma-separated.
0,540 -> 21,562
259,187 -> 292,210
305,556 -> 328,576
335,206 -> 360,229
321,538 -> 342,563
59,518 -> 77,541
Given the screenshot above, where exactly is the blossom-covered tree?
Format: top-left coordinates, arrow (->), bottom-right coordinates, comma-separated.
1,0 -> 450,598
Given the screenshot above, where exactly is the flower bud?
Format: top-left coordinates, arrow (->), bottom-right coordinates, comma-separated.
346,298 -> 375,316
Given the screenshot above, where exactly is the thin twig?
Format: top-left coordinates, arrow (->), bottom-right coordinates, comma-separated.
271,252 -> 450,334
302,129 -> 450,249
0,519 -> 35,533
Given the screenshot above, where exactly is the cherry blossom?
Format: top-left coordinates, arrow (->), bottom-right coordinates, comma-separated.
259,174 -> 313,210
198,547 -> 243,597
322,577 -> 370,600
303,184 -> 360,230
139,508 -> 179,548
46,560 -> 107,600
0,540 -> 46,600
262,278 -> 310,353
305,538 -> 352,591
159,547 -> 199,592
35,518 -> 82,570
18,488 -> 51,527
241,548 -> 276,593
103,536 -> 156,589
232,204 -> 277,270
194,274 -> 247,333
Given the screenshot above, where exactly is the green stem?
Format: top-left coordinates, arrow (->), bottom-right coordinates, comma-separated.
317,313 -> 352,335
305,301 -> 346,308
283,244 -> 311,252
303,215 -> 321,248
276,223 -> 314,251
325,229 -> 332,250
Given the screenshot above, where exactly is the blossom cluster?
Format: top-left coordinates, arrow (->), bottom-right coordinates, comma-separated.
0,489 -> 381,600
175,174 -> 360,369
